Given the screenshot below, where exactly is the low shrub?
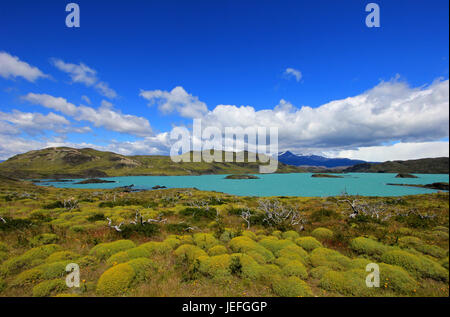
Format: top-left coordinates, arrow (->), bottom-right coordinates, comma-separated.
380,250 -> 448,282
46,251 -> 80,263
242,230 -> 257,241
32,279 -> 67,297
282,231 -> 300,241
281,260 -> 308,279
119,223 -> 159,238
272,276 -> 313,297
208,245 -> 228,256
295,237 -> 322,252
179,207 -> 217,220
319,269 -> 372,296
96,263 -> 135,296
0,244 -> 61,276
310,248 -> 352,270
277,245 -> 309,265
140,241 -> 172,255
398,236 -> 446,258
197,254 -> 232,279
89,240 -> 136,260
310,266 -> 333,280
349,237 -> 391,258
311,228 -> 333,240
30,233 -> 59,247
258,238 -> 293,255
229,236 -> 274,263
174,244 -> 207,263
229,253 -> 263,280
193,233 -> 220,250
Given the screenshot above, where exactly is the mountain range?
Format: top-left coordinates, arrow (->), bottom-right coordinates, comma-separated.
277,151 -> 368,168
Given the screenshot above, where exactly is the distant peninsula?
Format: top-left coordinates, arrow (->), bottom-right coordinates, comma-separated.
225,174 -> 260,179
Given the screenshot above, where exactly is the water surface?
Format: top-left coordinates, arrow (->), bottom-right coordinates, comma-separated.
36,173 -> 449,197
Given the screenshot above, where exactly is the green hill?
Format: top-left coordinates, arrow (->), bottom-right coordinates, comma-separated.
0,147 -> 303,179
343,157 -> 449,174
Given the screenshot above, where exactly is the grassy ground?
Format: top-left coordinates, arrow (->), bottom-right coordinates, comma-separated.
0,178 -> 448,297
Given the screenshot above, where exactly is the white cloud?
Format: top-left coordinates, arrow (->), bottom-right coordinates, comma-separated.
284,67 -> 302,82
199,78 -> 449,156
51,59 -> 117,99
140,86 -> 208,118
22,93 -> 152,136
0,110 -> 69,135
328,141 -> 449,161
81,95 -> 92,105
0,52 -> 48,82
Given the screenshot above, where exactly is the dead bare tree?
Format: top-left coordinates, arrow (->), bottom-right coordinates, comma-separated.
339,195 -> 393,221
0,216 -> 6,223
258,199 -> 306,231
106,217 -> 124,232
63,198 -> 79,211
240,208 -> 252,229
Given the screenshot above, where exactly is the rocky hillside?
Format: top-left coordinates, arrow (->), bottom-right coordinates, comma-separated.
0,147 -> 303,179
344,157 -> 449,174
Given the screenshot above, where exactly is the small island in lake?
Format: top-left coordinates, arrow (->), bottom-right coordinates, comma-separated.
311,173 -> 343,178
152,185 -> 167,189
387,182 -> 449,191
74,178 -> 116,184
225,174 -> 260,179
395,173 -> 418,178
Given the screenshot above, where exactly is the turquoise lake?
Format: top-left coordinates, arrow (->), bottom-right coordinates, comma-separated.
37,173 -> 449,197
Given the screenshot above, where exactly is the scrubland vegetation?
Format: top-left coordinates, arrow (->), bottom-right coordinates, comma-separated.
0,177 -> 448,297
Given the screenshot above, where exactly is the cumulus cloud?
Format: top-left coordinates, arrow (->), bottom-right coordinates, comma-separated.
22,93 -> 152,136
0,52 -> 48,82
140,86 -> 208,118
327,141 -> 449,161
0,110 -> 69,135
51,59 -> 117,99
284,67 -> 302,82
199,78 -> 449,154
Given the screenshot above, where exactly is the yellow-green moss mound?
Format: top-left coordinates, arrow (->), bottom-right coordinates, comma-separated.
350,237 -> 391,258
281,260 -> 308,279
272,276 -> 313,297
310,247 -> 352,270
311,228 -> 333,240
229,236 -> 274,263
32,279 -> 67,297
295,236 -> 322,251
89,240 -> 136,260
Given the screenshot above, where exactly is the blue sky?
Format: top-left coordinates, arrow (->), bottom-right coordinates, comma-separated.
0,0 -> 449,161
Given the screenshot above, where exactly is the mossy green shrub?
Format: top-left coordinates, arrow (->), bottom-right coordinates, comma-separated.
229,253 -> 263,280
46,251 -> 80,263
348,258 -> 417,294
193,233 -> 220,250
282,231 -> 300,241
350,237 -> 391,258
219,228 -> 238,243
0,242 -> 8,253
440,257 -> 449,270
140,241 -> 172,255
36,260 -> 72,279
310,266 -> 333,280
311,228 -> 333,240
32,279 -> 67,297
0,244 -> 61,276
0,277 -> 5,292
208,245 -> 228,256
380,250 -> 448,282
310,248 -> 352,270
179,235 -> 195,245
272,276 -> 313,297
281,260 -> 308,279
278,245 -> 310,266
89,240 -> 136,260
78,255 -> 97,267
319,269 -> 372,296
258,238 -> 293,255
398,236 -> 446,258
378,263 -> 417,294
260,264 -> 282,276
272,231 -> 282,239
229,236 -> 275,263
246,250 -> 266,264
242,230 -> 257,241
0,251 -> 7,264
96,263 -> 135,296
127,257 -> 156,282
13,268 -> 43,286
197,254 -> 232,279
295,237 -> 322,252
163,237 -> 181,249
106,251 -> 131,265
174,244 -> 207,263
